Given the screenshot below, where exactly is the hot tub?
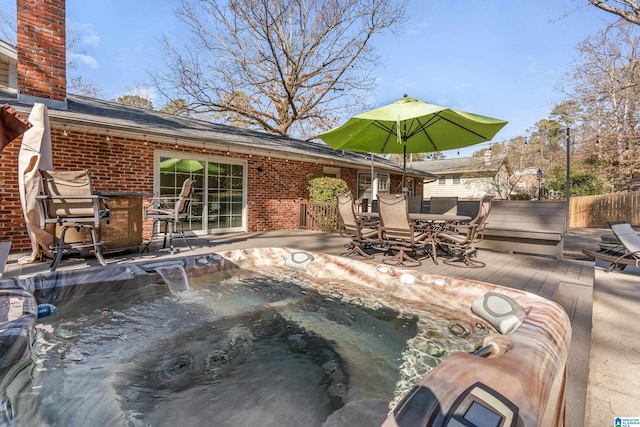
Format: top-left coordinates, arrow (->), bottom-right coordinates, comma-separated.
0,247 -> 570,426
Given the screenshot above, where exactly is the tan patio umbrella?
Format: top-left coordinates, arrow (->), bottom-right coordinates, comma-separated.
1,103 -> 32,152
18,103 -> 54,262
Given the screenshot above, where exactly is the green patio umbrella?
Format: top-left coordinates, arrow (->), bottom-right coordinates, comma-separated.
160,158 -> 205,173
318,95 -> 508,187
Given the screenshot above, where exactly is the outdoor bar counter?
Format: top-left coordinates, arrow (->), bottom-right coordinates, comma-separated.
96,191 -> 146,251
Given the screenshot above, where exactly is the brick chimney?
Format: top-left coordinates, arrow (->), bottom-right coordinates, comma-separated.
16,0 -> 67,109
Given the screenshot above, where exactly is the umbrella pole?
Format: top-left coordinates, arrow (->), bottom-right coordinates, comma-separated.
370,153 -> 374,200
402,145 -> 407,192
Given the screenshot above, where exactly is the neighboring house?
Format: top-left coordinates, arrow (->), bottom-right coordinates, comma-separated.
413,152 -> 511,199
512,167 -> 545,198
0,0 -> 435,254
0,39 -> 17,91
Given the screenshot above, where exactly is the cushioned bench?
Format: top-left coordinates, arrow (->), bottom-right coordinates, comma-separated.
477,200 -> 567,259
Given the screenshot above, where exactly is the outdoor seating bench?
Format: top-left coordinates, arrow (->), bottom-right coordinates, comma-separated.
477,200 -> 567,259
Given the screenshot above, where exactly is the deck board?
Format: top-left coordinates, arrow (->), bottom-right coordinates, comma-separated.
554,280 -> 593,427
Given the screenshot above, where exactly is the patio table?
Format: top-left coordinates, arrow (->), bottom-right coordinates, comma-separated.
409,214 -> 472,263
357,212 -> 471,224
356,212 -> 471,264
408,213 -> 471,224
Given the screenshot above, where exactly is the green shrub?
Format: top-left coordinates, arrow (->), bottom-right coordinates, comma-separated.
509,193 -> 532,200
307,177 -> 350,202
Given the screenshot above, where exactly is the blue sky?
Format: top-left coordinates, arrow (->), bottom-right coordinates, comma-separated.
3,0 -> 616,157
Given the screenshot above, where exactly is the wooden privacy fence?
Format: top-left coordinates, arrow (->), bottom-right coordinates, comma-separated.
569,192 -> 640,227
298,201 -> 339,232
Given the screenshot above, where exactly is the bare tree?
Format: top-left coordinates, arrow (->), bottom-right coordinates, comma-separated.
589,0 -> 640,25
68,75 -> 102,98
0,3 -> 15,45
66,26 -> 103,97
151,0 -> 406,140
564,19 -> 640,188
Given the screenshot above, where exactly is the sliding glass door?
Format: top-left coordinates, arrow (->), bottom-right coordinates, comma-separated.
157,153 -> 246,233
206,162 -> 244,229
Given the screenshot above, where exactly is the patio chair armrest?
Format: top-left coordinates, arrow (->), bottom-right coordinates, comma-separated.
93,196 -> 110,227
148,196 -> 180,203
36,196 -> 47,229
36,194 -> 105,200
378,225 -> 406,233
145,196 -> 180,210
35,194 -> 109,228
144,196 -> 186,221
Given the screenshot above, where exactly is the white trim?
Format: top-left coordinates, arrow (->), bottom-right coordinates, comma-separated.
323,166 -> 340,177
0,39 -> 17,60
154,150 -> 247,234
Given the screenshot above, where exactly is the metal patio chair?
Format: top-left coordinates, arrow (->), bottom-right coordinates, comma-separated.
377,194 -> 429,267
36,169 -> 110,271
336,193 -> 379,259
142,178 -> 194,254
437,195 -> 492,268
582,221 -> 640,272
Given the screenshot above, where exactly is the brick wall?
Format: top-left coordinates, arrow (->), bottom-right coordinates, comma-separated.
246,156 -> 326,231
0,137 -> 26,250
16,0 -> 66,101
0,127 -> 365,253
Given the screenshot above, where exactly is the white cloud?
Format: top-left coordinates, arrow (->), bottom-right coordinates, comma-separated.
68,22 -> 101,47
68,52 -> 99,69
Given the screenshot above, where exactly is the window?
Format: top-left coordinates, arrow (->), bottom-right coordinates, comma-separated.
323,166 -> 340,178
158,154 -> 245,233
207,162 -> 244,229
357,173 -> 372,199
158,157 -> 205,232
438,176 -> 446,185
405,177 -> 415,196
358,172 -> 389,200
377,174 -> 390,194
453,175 -> 461,184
